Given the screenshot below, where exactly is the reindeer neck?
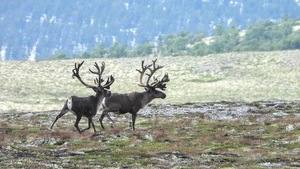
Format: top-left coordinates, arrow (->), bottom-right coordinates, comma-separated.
138,91 -> 154,107
94,91 -> 105,111
93,92 -> 104,101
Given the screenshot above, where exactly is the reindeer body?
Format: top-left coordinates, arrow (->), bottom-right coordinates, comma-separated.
99,60 -> 169,130
100,91 -> 165,130
67,95 -> 103,117
102,92 -> 154,114
51,94 -> 103,133
50,61 -> 114,133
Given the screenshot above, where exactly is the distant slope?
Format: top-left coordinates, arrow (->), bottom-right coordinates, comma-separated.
0,50 -> 299,113
1,0 -> 300,60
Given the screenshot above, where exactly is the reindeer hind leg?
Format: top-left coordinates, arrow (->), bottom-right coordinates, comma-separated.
50,102 -> 69,130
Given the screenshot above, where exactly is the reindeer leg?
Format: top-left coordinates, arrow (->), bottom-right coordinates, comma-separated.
81,117 -> 92,132
91,118 -> 96,133
74,115 -> 82,133
50,102 -> 68,130
105,113 -> 115,128
81,117 -> 96,133
99,112 -> 106,129
131,112 -> 137,130
99,109 -> 114,129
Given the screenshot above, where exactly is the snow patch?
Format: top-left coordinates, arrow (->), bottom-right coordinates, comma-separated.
40,14 -> 47,24
28,40 -> 39,61
50,16 -> 57,23
112,36 -> 116,43
90,18 -> 94,25
124,2 -> 129,10
240,3 -> 243,14
1,45 -> 7,61
25,14 -> 32,23
229,1 -> 239,6
73,43 -> 87,53
227,18 -> 233,25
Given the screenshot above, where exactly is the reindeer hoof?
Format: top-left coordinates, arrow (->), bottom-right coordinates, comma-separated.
110,122 -> 114,128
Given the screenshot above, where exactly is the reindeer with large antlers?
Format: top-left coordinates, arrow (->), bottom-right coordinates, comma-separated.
99,59 -> 170,130
50,61 -> 114,133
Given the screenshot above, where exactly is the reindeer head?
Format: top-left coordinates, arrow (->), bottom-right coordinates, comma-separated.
137,59 -> 170,99
72,61 -> 114,97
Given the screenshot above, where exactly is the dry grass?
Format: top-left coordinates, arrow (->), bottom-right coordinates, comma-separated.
0,50 -> 300,113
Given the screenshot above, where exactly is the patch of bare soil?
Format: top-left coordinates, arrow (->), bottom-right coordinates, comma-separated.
0,101 -> 299,168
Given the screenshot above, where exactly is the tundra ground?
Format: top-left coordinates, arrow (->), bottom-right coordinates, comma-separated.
0,101 -> 299,168
0,51 -> 299,168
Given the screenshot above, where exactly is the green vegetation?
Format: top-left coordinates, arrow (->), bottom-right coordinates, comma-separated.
0,107 -> 299,168
48,18 -> 300,59
2,1 -> 300,60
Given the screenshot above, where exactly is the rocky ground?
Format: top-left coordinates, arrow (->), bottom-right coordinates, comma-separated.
0,101 -> 300,168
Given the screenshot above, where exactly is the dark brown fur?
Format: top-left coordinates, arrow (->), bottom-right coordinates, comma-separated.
99,60 -> 169,130
50,61 -> 114,133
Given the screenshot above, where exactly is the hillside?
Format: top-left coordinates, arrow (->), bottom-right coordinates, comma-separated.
0,50 -> 299,113
1,0 -> 300,60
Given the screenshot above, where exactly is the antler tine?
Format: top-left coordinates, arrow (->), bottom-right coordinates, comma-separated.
145,59 -> 164,87
152,73 -> 170,90
72,61 -> 95,89
102,75 -> 115,89
94,78 -> 99,85
136,60 -> 152,87
72,61 -> 84,78
89,62 -> 105,86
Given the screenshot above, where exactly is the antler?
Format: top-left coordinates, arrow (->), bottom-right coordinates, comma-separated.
136,59 -> 169,90
151,73 -> 170,90
102,75 -> 115,89
89,61 -> 115,89
72,61 -> 95,88
145,59 -> 164,86
136,60 -> 152,88
89,62 -> 105,86
72,61 -> 114,90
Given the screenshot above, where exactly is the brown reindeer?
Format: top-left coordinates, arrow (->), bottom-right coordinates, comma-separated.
99,59 -> 170,130
50,61 -> 114,133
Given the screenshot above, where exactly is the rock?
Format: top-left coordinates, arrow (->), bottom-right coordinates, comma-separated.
286,124 -> 295,131
69,151 -> 85,156
273,111 -> 288,116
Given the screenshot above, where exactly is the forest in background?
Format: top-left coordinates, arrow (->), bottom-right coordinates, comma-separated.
50,18 -> 300,60
1,0 -> 300,60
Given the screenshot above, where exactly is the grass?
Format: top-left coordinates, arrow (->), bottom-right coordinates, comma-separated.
0,50 -> 299,113
0,50 -> 300,167
0,110 -> 299,168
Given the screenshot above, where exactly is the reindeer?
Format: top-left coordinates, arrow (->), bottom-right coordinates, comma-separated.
50,61 -> 114,133
99,59 -> 170,130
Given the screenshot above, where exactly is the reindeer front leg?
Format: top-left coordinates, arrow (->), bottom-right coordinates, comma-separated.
99,108 -> 116,129
99,112 -> 106,129
81,116 -> 96,133
74,115 -> 82,132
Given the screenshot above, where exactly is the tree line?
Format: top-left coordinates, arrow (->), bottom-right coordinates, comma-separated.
48,18 -> 300,60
